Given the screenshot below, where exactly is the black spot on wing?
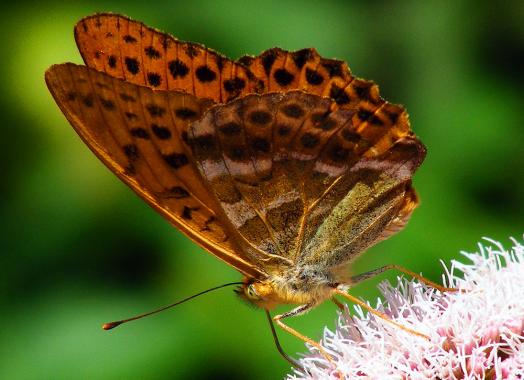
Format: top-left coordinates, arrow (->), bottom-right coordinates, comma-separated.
123,144 -> 139,160
125,57 -> 140,74
147,72 -> 162,87
125,112 -> 138,120
163,153 -> 189,169
273,69 -> 294,86
368,115 -> 385,126
185,43 -> 200,58
228,146 -> 247,161
291,48 -> 314,68
315,118 -> 337,131
223,78 -> 246,93
130,127 -> 150,139
342,128 -> 360,143
282,104 -> 304,118
182,206 -> 197,220
277,125 -> 291,136
357,109 -> 373,122
249,111 -> 272,125
145,46 -> 161,59
237,55 -> 254,67
108,55 -> 117,68
330,84 -> 350,105
354,83 -> 372,101
123,35 -> 137,43
215,55 -> 224,70
320,59 -> 344,78
151,124 -> 172,140
168,59 -> 189,79
385,109 -> 400,124
300,133 -> 319,148
82,94 -> 94,107
100,98 -> 115,110
195,65 -> 216,82
66,92 -> 76,101
146,104 -> 166,117
175,107 -> 198,120
306,68 -> 324,85
261,50 -> 278,75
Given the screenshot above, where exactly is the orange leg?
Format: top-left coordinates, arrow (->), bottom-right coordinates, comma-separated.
333,288 -> 430,340
273,305 -> 334,363
351,264 -> 458,293
273,305 -> 345,379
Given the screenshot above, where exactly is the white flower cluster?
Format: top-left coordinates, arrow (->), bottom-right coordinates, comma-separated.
287,237 -> 524,379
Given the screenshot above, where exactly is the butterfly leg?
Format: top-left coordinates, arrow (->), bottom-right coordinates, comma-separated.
332,288 -> 429,340
350,264 -> 458,293
265,310 -> 303,370
331,296 -> 345,311
273,305 -> 336,365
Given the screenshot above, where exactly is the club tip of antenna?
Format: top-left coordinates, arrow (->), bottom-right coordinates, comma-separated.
102,321 -> 123,330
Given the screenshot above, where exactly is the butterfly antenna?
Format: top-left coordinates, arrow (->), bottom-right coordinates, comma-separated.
102,282 -> 244,330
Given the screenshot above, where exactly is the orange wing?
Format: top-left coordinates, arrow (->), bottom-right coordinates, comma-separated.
74,13 -> 262,101
188,91 -> 425,267
45,63 -> 265,279
75,14 -> 412,148
75,13 -> 409,134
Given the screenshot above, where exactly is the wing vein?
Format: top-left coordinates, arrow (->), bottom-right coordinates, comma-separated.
211,111 -> 289,262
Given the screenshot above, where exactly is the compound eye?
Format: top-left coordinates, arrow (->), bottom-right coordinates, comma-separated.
246,284 -> 259,300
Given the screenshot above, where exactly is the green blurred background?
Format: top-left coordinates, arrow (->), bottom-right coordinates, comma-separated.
1,1 -> 523,379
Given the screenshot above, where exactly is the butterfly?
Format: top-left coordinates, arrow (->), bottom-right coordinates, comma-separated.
45,13 -> 427,367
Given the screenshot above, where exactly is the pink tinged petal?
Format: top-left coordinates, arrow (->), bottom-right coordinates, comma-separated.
288,237 -> 524,379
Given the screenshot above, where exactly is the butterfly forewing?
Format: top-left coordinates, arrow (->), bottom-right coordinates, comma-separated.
45,63 -> 265,278
75,14 -> 259,101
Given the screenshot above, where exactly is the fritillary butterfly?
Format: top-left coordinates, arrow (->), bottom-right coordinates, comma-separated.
46,13 -> 427,368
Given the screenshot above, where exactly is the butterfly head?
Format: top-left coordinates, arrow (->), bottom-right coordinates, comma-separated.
235,274 -> 335,309
235,278 -> 280,309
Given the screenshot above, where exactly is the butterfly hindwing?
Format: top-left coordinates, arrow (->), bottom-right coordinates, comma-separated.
188,91 -> 425,268
299,137 -> 425,269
